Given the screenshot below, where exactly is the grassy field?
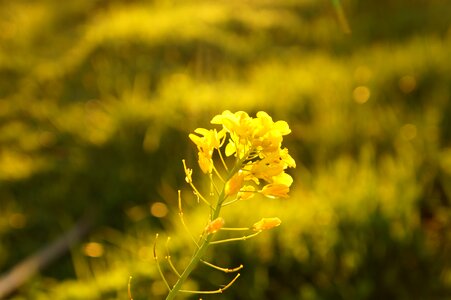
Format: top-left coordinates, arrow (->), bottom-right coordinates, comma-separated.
1,0 -> 450,299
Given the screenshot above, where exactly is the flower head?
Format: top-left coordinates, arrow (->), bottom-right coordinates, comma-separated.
189,128 -> 224,173
189,110 -> 296,198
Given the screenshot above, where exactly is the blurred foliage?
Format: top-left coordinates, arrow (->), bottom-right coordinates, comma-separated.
1,0 -> 451,299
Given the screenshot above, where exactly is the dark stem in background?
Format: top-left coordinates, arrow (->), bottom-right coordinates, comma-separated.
0,214 -> 93,299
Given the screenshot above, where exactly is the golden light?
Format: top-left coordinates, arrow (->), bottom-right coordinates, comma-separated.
353,86 -> 371,103
400,124 -> 417,141
8,213 -> 27,229
126,205 -> 147,222
354,66 -> 372,83
150,202 -> 168,218
399,75 -> 417,94
83,242 -> 104,258
138,246 -> 152,261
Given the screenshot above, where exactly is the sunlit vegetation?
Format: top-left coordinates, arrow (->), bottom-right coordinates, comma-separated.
1,0 -> 450,299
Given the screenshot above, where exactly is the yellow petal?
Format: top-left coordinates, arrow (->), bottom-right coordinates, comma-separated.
189,133 -> 203,146
272,172 -> 293,187
237,185 -> 256,201
280,148 -> 296,168
225,141 -> 236,157
274,120 -> 291,135
194,128 -> 210,136
198,153 -> 212,173
261,183 -> 290,198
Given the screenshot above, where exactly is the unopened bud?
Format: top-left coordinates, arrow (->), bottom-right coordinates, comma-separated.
225,172 -> 245,196
205,217 -> 225,234
252,217 -> 281,231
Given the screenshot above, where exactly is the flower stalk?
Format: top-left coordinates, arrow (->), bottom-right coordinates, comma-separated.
154,110 -> 296,299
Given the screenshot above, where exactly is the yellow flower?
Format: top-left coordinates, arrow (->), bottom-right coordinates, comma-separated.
237,185 -> 256,201
211,110 -> 253,139
189,128 -> 224,173
205,217 -> 225,234
211,111 -> 254,158
252,111 -> 291,153
252,217 -> 282,231
272,172 -> 294,187
197,152 -> 212,174
261,183 -> 290,198
189,111 -> 296,198
280,148 -> 296,168
245,152 -> 285,183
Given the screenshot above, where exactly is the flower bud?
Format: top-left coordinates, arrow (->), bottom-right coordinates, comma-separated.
252,217 -> 281,231
205,217 -> 225,234
225,172 -> 245,196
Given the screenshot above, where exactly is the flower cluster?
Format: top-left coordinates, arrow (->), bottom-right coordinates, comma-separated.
189,110 -> 296,199
156,111 -> 296,300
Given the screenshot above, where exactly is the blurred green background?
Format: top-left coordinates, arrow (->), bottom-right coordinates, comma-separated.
1,0 -> 451,299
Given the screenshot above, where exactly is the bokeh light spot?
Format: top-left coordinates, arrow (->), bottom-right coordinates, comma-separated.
354,66 -> 372,83
83,242 -> 104,258
399,75 -> 417,94
400,124 -> 417,141
138,246 -> 152,261
353,86 -> 371,103
126,205 -> 147,222
151,280 -> 169,296
151,202 -> 168,218
9,213 -> 27,229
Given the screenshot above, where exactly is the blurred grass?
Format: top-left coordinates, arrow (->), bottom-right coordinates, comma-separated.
1,0 -> 451,299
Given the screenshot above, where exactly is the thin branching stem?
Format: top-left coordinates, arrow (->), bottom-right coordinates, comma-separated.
179,273 -> 241,294
217,147 -> 229,172
209,173 -> 221,196
201,260 -> 243,273
153,234 -> 171,292
128,276 -> 133,300
189,182 -> 214,209
165,237 -> 181,278
210,231 -> 262,245
220,227 -> 250,231
221,197 -> 240,207
165,156 -> 250,300
178,191 -> 200,248
213,165 -> 225,183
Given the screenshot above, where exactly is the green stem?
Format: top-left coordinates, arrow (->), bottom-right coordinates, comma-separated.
165,157 -> 246,300
165,190 -> 227,300
165,234 -> 213,300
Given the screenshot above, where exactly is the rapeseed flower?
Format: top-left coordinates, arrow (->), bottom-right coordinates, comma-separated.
189,128 -> 224,173
189,110 -> 296,199
158,111 -> 296,300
